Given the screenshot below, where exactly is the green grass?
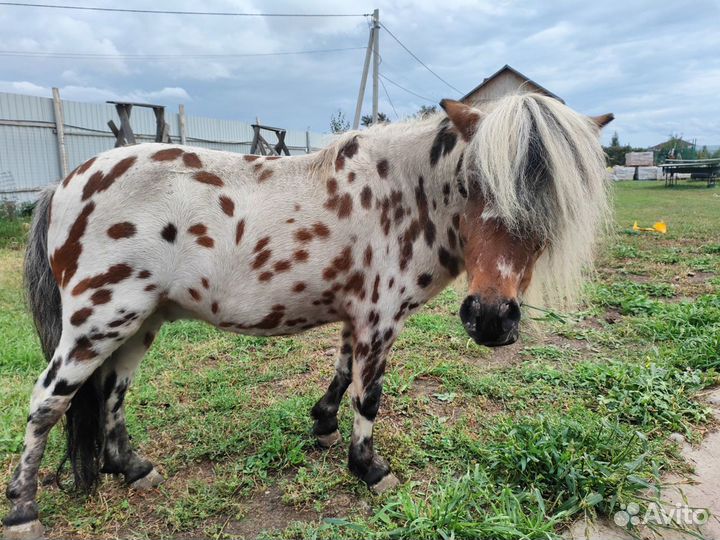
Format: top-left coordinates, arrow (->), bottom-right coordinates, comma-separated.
0,180 -> 719,538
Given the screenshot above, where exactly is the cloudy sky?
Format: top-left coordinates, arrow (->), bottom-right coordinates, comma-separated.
1,0 -> 719,147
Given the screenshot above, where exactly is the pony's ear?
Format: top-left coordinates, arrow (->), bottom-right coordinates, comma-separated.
590,113 -> 614,129
440,99 -> 482,141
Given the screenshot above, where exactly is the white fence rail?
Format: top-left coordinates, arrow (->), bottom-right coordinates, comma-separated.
0,91 -> 333,201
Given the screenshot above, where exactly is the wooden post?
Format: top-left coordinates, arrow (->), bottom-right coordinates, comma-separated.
353,23 -> 375,129
51,87 -> 69,178
305,130 -> 311,154
178,104 -> 187,145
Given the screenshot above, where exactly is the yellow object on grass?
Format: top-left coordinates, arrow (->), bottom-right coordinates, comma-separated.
632,220 -> 667,233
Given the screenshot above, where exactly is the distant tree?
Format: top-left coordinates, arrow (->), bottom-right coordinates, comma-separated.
655,134 -> 696,164
416,105 -> 437,118
603,131 -> 633,166
713,148 -> 720,159
361,112 -> 389,127
697,145 -> 710,159
329,110 -> 350,134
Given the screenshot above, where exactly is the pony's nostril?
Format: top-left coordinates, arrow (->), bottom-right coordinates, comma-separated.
500,300 -> 521,331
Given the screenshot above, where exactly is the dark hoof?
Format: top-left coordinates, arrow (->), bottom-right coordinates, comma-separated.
2,519 -> 45,540
129,468 -> 164,490
370,473 -> 400,494
316,430 -> 342,448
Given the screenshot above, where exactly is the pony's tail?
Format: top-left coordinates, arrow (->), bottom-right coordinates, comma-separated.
24,186 -> 104,493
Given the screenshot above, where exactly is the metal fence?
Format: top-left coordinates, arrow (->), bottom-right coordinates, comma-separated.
0,91 -> 333,202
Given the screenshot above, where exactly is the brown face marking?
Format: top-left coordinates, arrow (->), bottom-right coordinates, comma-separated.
235,219 -> 245,245
219,195 -> 235,217
63,156 -> 97,187
376,159 -> 389,178
292,282 -> 306,293
161,223 -> 177,243
50,201 -> 95,288
72,263 -> 133,296
70,307 -> 93,326
244,155 -> 260,162
151,148 -> 183,161
188,288 -> 201,301
90,289 -> 112,305
82,156 -> 137,201
360,186 -> 372,209
193,171 -> 224,187
107,222 -> 136,239
182,152 -> 202,168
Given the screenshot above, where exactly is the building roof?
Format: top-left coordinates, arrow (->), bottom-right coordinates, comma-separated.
648,138 -> 695,151
461,64 -> 564,104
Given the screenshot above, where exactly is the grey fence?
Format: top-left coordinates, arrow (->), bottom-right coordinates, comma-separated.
0,91 -> 332,202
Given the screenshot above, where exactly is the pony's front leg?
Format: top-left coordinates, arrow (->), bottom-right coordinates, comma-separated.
347,322 -> 399,494
311,322 -> 353,448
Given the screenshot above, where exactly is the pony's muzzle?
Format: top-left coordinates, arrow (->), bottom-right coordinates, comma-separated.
459,295 -> 520,347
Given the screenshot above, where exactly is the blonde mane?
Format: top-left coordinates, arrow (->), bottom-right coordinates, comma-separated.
464,93 -> 611,308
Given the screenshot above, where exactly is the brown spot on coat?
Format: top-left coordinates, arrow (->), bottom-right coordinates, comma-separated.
344,271 -> 365,297
219,195 -> 235,217
197,236 -> 214,248
364,245 -> 373,267
371,274 -> 380,303
348,171 -> 356,183
259,271 -> 274,281
376,159 -> 389,178
72,263 -> 133,296
312,222 -> 330,237
161,223 -> 177,243
82,156 -> 137,200
254,237 -> 270,252
201,277 -> 209,289
211,302 -> 219,314
252,249 -> 272,269
70,336 -> 96,361
360,186 -> 372,209
417,273 -> 433,288
188,223 -> 207,236
274,260 -> 292,272
151,148 -> 183,161
50,201 -> 95,287
137,270 -> 152,279
337,193 -> 353,219
63,156 -> 97,187
90,289 -> 112,305
235,219 -> 245,245
293,282 -> 306,293
244,155 -> 260,162
70,307 -> 93,326
193,171 -> 224,187
182,152 -> 202,168
294,249 -> 308,262
188,288 -> 201,301
107,222 -> 136,239
144,284 -> 157,292
258,169 -> 273,182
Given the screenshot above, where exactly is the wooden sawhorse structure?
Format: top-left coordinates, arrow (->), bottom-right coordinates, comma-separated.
107,101 -> 172,147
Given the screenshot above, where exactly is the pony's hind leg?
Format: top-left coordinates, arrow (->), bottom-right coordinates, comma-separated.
100,314 -> 164,489
311,322 -> 353,448
4,297 -> 155,537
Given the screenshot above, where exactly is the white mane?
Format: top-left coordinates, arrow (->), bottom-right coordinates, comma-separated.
465,93 -> 611,308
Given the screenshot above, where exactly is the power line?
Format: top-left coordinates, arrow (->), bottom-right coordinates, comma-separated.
0,47 -> 367,60
379,73 -> 437,104
379,22 -> 463,95
379,77 -> 399,120
0,2 -> 369,16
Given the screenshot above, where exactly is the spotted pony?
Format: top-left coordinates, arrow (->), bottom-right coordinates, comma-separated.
4,93 -> 612,538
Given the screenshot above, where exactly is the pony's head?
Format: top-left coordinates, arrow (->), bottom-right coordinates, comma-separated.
441,94 -> 613,347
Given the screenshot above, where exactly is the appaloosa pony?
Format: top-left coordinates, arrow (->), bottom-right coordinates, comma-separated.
4,93 -> 612,538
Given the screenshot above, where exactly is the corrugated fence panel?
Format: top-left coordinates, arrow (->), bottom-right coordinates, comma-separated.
0,91 -> 332,200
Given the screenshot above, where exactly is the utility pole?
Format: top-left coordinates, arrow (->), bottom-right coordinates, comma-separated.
371,8 -> 380,125
353,8 -> 379,129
